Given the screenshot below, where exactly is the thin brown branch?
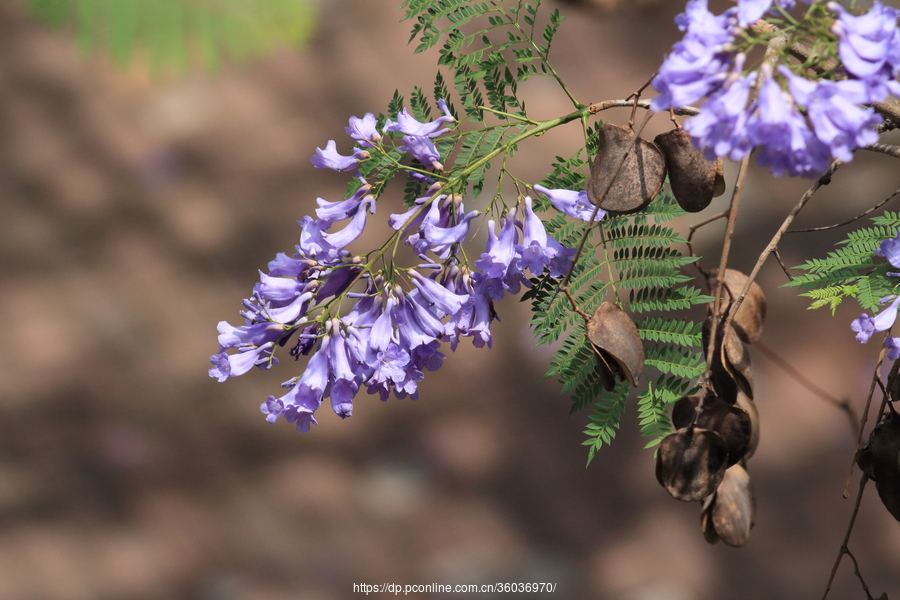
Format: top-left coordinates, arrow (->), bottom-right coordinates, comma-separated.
704,33 -> 790,378
705,155 -> 751,372
822,474 -> 870,600
587,99 -> 699,117
561,285 -> 591,321
687,210 -> 729,267
844,333 -> 890,498
755,340 -> 859,439
845,547 -> 875,600
719,160 -> 843,343
787,187 -> 900,233
772,247 -> 793,281
862,143 -> 900,160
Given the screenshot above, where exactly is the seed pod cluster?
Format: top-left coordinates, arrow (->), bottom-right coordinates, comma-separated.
587,124 -> 723,217
857,366 -> 900,522
587,301 -> 645,391
655,268 -> 765,547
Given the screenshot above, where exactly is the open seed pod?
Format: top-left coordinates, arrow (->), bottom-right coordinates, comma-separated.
656,427 -> 729,502
857,410 -> 900,521
708,269 -> 767,344
888,360 -> 900,403
702,317 -> 753,401
700,463 -> 755,547
672,394 -> 753,467
591,344 -> 618,392
587,301 -> 644,386
587,123 -> 667,214
721,324 -> 753,398
654,128 -> 725,213
735,391 -> 760,460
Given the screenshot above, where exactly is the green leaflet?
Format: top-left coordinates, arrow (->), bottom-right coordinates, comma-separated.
787,216 -> 899,313
582,385 -> 628,464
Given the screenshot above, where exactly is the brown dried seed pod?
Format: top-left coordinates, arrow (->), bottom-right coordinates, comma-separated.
708,269 -> 767,344
656,427 -> 729,502
592,345 -> 618,392
701,463 -> 755,547
654,128 -> 725,213
721,324 -> 753,399
672,394 -> 752,467
700,503 -> 720,545
587,301 -> 645,386
735,391 -> 759,460
587,123 -> 667,214
888,360 -> 900,403
702,318 -> 752,402
857,411 -> 900,521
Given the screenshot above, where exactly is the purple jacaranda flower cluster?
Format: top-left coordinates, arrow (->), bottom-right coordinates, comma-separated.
653,0 -> 897,178
211,101 -> 590,432
311,100 -> 456,173
650,0 -> 738,111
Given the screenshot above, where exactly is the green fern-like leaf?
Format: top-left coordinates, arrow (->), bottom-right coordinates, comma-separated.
801,284 -> 858,314
872,211 -> 900,230
788,215 -> 899,313
583,384 -> 629,465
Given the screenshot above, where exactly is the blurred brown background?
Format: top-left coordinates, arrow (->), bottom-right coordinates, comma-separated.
1,0 -> 899,598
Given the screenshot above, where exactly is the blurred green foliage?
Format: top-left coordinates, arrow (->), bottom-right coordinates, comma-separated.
27,0 -> 317,73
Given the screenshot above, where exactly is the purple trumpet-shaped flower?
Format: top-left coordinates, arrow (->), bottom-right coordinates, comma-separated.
389,184 -> 444,232
748,65 -> 832,177
321,196 -> 376,251
472,209 -> 529,300
781,68 -> 882,163
267,253 -> 316,278
533,184 -> 605,222
254,272 -> 316,324
384,99 -> 455,138
887,336 -> 900,361
829,1 -> 900,81
365,344 -> 411,401
315,183 -> 373,225
436,263 -> 498,351
298,216 -> 335,260
516,196 -> 576,278
737,0 -> 772,27
289,323 -> 320,358
216,321 -> 288,350
467,293 -> 496,349
737,0 -> 801,27
310,140 -> 370,172
475,210 -> 520,280
876,231 -> 900,268
327,325 -> 358,419
685,56 -> 756,161
651,0 -> 737,110
209,342 -> 276,382
409,197 -> 478,259
315,260 -> 363,301
261,340 -> 330,431
851,294 -> 900,343
408,270 -> 469,317
400,135 -> 443,170
345,113 -> 381,148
